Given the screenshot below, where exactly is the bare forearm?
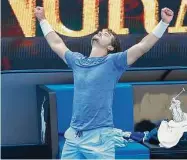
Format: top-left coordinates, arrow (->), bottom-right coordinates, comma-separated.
127,20 -> 169,65
127,7 -> 173,65
39,19 -> 68,55
35,7 -> 68,61
40,19 -> 67,47
136,20 -> 170,54
139,33 -> 159,53
45,31 -> 65,48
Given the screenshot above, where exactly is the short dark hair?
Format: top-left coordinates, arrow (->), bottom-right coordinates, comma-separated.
106,29 -> 121,53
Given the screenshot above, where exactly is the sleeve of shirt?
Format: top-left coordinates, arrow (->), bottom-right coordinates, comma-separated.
112,50 -> 129,72
64,50 -> 83,69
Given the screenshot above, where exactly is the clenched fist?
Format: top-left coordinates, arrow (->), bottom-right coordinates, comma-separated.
34,6 -> 46,22
161,8 -> 174,24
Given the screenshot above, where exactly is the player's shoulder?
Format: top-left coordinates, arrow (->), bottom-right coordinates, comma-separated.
107,51 -> 125,59
65,50 -> 84,58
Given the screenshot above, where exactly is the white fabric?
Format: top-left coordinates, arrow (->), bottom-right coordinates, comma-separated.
101,128 -> 128,147
158,120 -> 187,148
40,19 -> 54,36
152,20 -> 169,38
168,120 -> 187,132
170,98 -> 187,122
158,95 -> 187,148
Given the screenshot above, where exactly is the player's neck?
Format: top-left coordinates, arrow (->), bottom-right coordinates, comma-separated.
89,46 -> 108,58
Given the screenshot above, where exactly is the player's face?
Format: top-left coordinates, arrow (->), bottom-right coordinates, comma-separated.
92,29 -> 114,48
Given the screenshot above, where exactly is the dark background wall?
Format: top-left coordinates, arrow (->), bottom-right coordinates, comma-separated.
1,71 -> 72,145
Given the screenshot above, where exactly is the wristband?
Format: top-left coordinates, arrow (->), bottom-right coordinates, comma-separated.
39,19 -> 54,36
152,20 -> 169,38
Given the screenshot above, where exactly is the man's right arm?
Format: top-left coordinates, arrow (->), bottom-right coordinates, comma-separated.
42,23 -> 69,64
35,6 -> 68,64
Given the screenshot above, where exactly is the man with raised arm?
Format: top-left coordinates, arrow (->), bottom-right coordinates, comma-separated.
35,6 -> 174,159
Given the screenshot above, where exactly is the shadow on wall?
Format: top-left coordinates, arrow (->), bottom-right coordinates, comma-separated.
135,120 -> 156,132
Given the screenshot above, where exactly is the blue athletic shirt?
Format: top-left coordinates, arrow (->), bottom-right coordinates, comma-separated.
65,50 -> 129,131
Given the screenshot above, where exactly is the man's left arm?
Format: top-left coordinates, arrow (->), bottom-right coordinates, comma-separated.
127,8 -> 174,65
